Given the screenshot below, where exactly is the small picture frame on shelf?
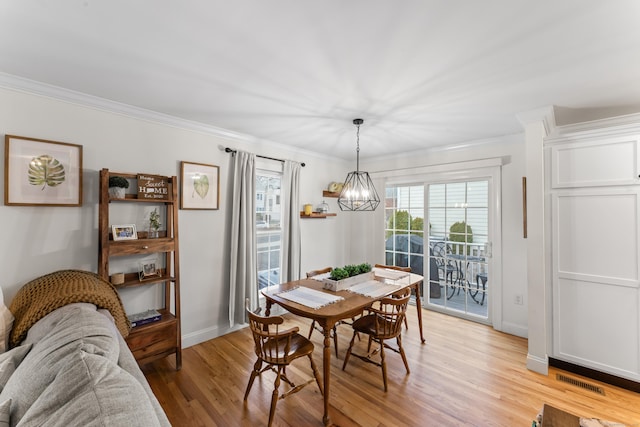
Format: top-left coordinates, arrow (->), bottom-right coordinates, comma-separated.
112,224 -> 137,241
139,261 -> 160,280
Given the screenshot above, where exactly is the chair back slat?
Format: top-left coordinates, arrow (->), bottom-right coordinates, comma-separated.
306,267 -> 332,278
372,294 -> 410,339
246,303 -> 295,364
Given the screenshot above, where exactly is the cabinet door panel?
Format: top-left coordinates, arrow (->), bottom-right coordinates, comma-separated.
552,188 -> 640,381
555,278 -> 639,379
551,135 -> 640,188
554,191 -> 639,285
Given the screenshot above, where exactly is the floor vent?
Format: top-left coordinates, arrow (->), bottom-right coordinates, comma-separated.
556,374 -> 605,395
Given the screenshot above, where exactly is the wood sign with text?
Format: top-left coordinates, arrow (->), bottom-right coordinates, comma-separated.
137,174 -> 169,200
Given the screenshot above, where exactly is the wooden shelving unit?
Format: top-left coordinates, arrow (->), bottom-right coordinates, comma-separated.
98,168 -> 181,370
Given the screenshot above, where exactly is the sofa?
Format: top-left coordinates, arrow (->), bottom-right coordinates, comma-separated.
0,270 -> 171,426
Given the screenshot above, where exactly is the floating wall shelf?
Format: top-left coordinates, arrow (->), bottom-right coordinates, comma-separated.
323,190 -> 340,198
300,212 -> 337,219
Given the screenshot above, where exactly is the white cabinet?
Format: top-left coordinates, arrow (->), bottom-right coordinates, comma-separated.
547,131 -> 640,382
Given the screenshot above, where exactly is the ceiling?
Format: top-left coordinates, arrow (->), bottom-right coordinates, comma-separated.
2,1 -> 640,160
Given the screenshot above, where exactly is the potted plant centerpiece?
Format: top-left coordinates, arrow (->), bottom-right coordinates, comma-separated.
108,176 -> 129,199
148,209 -> 161,238
323,262 -> 373,291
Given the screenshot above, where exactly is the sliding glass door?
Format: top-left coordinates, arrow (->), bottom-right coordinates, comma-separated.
385,171 -> 497,324
427,181 -> 489,319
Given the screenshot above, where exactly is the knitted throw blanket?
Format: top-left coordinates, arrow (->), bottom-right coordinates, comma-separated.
9,270 -> 131,347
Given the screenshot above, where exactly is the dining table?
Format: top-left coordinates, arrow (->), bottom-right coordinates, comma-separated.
261,271 -> 424,426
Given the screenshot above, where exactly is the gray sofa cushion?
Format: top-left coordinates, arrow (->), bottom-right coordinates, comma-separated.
17,349 -> 161,426
0,345 -> 31,393
0,303 -> 165,426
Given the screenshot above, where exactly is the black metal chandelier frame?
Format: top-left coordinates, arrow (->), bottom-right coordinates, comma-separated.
337,119 -> 380,211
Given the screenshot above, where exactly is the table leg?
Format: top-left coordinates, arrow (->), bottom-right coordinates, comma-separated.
322,323 -> 332,426
414,282 -> 426,344
265,300 -> 272,316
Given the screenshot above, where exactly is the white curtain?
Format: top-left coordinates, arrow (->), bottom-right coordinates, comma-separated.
281,160 -> 302,282
229,151 -> 257,327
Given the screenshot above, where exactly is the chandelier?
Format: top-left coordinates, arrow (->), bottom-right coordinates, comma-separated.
337,119 -> 380,211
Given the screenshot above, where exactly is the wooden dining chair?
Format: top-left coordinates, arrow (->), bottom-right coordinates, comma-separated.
306,267 -> 342,356
341,291 -> 411,392
374,264 -> 412,328
244,299 -> 323,427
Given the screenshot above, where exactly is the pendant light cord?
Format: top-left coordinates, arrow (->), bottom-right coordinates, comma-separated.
355,122 -> 360,173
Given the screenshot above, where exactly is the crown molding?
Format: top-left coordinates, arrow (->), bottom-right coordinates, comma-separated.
550,111 -> 640,138
0,72 -> 337,163
516,105 -> 556,136
0,72 -> 251,142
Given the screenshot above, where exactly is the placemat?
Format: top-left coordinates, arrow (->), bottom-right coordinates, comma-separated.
348,280 -> 402,298
276,286 -> 343,309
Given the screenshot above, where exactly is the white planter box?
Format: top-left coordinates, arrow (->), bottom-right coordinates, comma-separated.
322,271 -> 375,292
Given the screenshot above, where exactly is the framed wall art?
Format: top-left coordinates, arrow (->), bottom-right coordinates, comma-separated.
180,161 -> 219,210
4,135 -> 83,206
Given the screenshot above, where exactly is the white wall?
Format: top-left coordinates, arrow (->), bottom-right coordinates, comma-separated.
0,86 -> 350,347
0,84 -> 530,350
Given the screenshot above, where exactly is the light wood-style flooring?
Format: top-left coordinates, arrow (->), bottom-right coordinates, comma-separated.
142,307 -> 640,426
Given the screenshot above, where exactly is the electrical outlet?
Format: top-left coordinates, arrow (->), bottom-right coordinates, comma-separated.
515,294 -> 523,305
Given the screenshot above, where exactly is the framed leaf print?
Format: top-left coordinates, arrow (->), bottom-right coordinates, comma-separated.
180,161 -> 219,210
4,135 -> 83,206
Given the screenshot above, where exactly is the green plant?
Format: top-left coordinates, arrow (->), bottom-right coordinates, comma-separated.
329,268 -> 349,281
149,209 -> 161,231
329,263 -> 371,280
108,176 -> 129,188
449,221 -> 473,255
356,263 -> 371,274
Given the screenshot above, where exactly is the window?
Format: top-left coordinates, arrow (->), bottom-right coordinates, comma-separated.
384,184 -> 425,276
256,171 -> 282,290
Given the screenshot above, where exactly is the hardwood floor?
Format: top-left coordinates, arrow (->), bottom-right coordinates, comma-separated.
142,307 -> 640,426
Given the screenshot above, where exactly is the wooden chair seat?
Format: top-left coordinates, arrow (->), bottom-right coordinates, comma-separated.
262,333 -> 315,364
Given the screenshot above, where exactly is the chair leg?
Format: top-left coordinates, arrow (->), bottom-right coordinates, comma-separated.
379,340 -> 388,392
332,325 -> 339,357
244,358 -> 262,401
268,366 -> 282,427
308,354 -> 324,395
342,331 -> 357,371
308,320 -> 316,339
397,334 -> 410,374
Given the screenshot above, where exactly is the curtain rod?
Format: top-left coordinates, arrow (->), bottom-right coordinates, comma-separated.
224,147 -> 305,167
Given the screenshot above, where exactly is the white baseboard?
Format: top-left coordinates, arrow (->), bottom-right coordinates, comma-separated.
527,353 -> 549,375
500,321 -> 528,338
181,323 -> 246,349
